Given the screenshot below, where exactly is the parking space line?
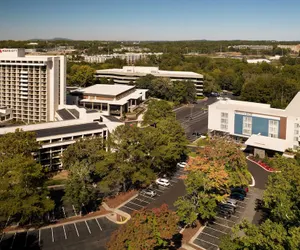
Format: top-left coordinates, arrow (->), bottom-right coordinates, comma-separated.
139,194 -> 156,200
200,231 -> 219,239
74,223 -> 79,237
212,221 -> 231,229
152,188 -> 164,193
244,197 -> 250,200
39,229 -> 41,246
239,201 -> 247,205
10,232 -> 16,249
237,205 -> 245,209
85,221 -> 91,234
196,238 -> 219,247
216,216 -> 236,224
63,225 -> 67,239
62,207 -> 67,218
24,231 -> 28,247
72,205 -> 78,216
235,210 -> 242,214
170,179 -> 178,183
0,233 -> 4,244
128,201 -> 145,208
135,197 -> 150,204
206,226 -> 227,234
95,219 -> 102,231
51,227 -> 54,242
123,205 -> 137,211
231,214 -> 239,219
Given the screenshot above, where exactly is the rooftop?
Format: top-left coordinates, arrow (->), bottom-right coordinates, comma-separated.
78,84 -> 135,96
210,99 -> 287,117
96,66 -> 203,78
245,134 -> 288,152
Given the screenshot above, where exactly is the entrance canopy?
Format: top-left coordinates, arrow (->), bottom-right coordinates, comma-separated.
245,134 -> 288,152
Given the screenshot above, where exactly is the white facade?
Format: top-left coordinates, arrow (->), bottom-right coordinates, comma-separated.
0,48 -> 66,123
95,66 -> 204,96
208,93 -> 300,152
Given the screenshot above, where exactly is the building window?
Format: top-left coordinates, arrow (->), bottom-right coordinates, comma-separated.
242,116 -> 252,135
220,112 -> 228,131
294,137 -> 299,142
268,120 -> 279,138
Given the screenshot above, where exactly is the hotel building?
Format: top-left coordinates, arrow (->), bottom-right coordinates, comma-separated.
0,48 -> 66,123
208,92 -> 300,157
95,66 -> 204,96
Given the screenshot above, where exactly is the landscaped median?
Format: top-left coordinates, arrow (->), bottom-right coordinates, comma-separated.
246,156 -> 280,173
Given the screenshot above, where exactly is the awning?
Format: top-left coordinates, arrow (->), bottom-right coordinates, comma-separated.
245,134 -> 288,152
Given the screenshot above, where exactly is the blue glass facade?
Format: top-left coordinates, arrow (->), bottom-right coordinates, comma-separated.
234,113 -> 280,137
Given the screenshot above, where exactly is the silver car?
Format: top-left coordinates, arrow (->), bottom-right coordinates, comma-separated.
140,189 -> 157,197
222,198 -> 238,208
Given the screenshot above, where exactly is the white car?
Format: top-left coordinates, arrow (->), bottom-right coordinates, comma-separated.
155,178 -> 170,187
177,162 -> 188,168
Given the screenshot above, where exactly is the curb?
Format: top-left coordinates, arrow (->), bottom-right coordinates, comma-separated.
189,223 -> 206,246
246,157 -> 280,173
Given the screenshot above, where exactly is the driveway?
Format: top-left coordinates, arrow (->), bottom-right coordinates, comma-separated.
118,168 -> 186,213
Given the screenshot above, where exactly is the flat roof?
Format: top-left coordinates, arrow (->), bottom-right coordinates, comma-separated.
79,84 -> 135,96
210,99 -> 287,117
245,134 -> 288,152
96,66 -> 203,78
102,115 -> 121,122
34,122 -> 106,138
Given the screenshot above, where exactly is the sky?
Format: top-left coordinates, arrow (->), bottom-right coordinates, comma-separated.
0,0 -> 299,41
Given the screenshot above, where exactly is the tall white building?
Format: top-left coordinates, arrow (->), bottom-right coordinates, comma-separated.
95,66 -> 204,96
0,48 -> 66,123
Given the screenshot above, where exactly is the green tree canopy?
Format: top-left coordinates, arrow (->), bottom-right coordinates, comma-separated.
0,155 -> 54,224
67,64 -> 95,87
107,204 -> 179,250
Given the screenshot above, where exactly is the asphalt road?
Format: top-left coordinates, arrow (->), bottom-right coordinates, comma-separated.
247,160 -> 270,190
175,98 -> 217,141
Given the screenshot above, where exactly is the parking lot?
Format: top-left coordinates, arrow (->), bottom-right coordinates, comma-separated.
119,168 -> 186,214
193,190 -> 253,250
0,216 -> 118,250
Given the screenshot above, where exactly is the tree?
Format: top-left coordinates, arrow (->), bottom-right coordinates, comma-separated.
172,81 -> 196,104
135,74 -> 157,93
0,129 -> 39,160
107,204 -> 179,250
62,137 -> 106,171
98,125 -> 156,192
67,64 -> 95,87
142,99 -> 174,126
151,77 -> 173,100
175,161 -> 229,225
0,155 -> 54,224
64,162 -> 97,213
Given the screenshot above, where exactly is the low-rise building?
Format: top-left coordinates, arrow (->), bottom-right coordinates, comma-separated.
208,93 -> 300,157
95,66 -> 204,96
0,107 -> 123,170
71,84 -> 148,117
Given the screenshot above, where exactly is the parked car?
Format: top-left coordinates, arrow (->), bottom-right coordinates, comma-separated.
221,198 -> 238,208
230,192 -> 245,201
177,162 -> 188,168
218,203 -> 236,214
217,208 -> 232,219
140,189 -> 157,197
231,187 -> 247,196
155,178 -> 170,187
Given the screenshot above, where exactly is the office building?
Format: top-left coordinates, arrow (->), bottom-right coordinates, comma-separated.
71,84 -> 148,117
95,66 -> 204,96
0,107 -> 123,170
208,93 -> 300,157
0,48 -> 66,123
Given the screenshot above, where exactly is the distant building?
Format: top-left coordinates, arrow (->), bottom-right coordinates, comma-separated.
229,45 -> 273,50
82,52 -> 162,64
71,84 -> 148,117
208,92 -> 300,157
278,44 -> 300,53
95,66 -> 204,96
247,59 -> 271,64
0,48 -> 66,123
